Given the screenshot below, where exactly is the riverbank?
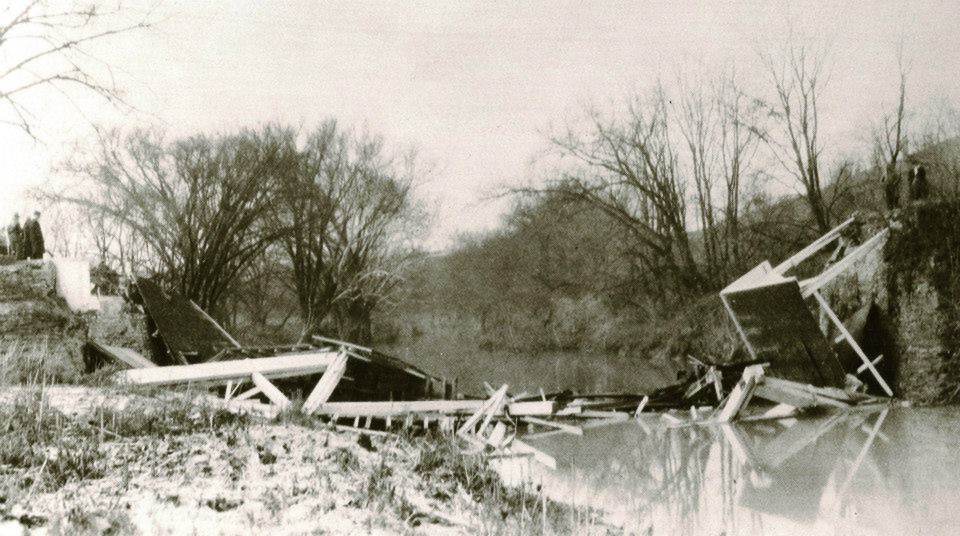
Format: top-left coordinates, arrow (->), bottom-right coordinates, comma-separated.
0,386 -> 613,535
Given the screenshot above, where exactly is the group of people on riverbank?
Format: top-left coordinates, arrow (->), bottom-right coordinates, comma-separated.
4,212 -> 45,260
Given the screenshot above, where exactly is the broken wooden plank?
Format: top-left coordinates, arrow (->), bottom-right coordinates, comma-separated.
251,372 -> 291,411
302,350 -> 349,414
634,395 -> 649,417
754,383 -> 823,409
812,291 -> 894,396
477,388 -> 508,437
486,422 -> 508,448
773,217 -> 856,275
88,342 -> 157,369
459,385 -> 508,437
761,376 -> 859,402
114,351 -> 338,386
800,229 -> 888,298
716,365 -> 764,422
711,368 -> 724,401
234,386 -> 261,402
312,399 -> 555,418
737,403 -> 798,423
578,410 -> 630,420
521,416 -> 583,436
506,438 -> 556,469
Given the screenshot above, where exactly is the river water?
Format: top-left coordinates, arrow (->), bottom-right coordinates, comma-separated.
496,406 -> 960,535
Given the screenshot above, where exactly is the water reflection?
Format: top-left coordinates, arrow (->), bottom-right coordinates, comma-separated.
498,407 -> 960,535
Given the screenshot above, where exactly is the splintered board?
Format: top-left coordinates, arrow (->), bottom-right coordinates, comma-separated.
136,277 -> 239,363
722,279 -> 846,388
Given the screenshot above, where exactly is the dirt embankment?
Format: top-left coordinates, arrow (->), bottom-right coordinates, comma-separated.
0,260 -> 145,383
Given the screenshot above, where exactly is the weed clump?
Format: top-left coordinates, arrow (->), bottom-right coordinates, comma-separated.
0,392 -> 249,494
94,396 -> 248,438
325,447 -> 360,473
408,433 -> 592,534
0,395 -> 105,491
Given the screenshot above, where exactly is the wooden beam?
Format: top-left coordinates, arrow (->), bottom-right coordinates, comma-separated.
857,354 -> 883,375
684,373 -> 712,399
506,438 -> 556,469
188,300 -> 241,348
716,365 -> 764,422
801,229 -> 888,298
302,350 -> 349,414
761,377 -> 858,402
459,385 -> 508,437
737,403 -> 798,423
773,217 -> 856,275
753,381 -> 848,409
477,388 -> 507,437
721,293 -> 758,360
89,342 -> 157,369
634,395 -> 649,417
251,372 -> 291,411
311,335 -> 372,354
234,386 -> 261,401
311,399 -> 554,418
578,410 -> 630,420
522,416 -> 583,436
812,291 -> 894,396
114,351 -> 337,387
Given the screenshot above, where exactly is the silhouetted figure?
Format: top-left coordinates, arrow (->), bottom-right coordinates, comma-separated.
23,210 -> 44,259
883,172 -> 901,210
909,165 -> 929,201
6,213 -> 24,260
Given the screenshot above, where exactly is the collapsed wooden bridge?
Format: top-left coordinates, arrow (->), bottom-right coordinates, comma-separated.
86,220 -> 897,468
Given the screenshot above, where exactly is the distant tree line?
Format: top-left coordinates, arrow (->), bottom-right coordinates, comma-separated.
391,44 -> 960,355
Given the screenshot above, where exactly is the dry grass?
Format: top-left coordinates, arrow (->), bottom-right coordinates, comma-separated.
0,335 -> 85,385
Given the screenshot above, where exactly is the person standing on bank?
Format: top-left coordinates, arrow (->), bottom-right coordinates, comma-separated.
23,211 -> 44,260
7,214 -> 24,260
909,164 -> 929,201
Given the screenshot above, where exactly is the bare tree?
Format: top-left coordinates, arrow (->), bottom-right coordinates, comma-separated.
675,78 -> 720,275
272,122 -> 422,343
328,145 -> 421,343
47,126 -> 292,319
674,71 -> 762,281
715,71 -> 763,271
0,1 -> 153,138
539,90 -> 704,302
271,122 -> 349,338
871,55 -> 909,208
759,43 -> 834,232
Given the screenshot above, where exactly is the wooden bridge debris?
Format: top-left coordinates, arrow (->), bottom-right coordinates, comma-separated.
721,219 -> 894,396
80,266 -> 900,472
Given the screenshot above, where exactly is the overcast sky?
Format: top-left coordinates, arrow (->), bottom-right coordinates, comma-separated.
2,1 -> 959,250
